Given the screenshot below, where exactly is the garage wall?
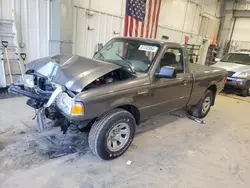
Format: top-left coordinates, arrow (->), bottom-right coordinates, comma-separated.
0,0 -> 222,63
70,0 -> 221,62
0,0 -> 50,61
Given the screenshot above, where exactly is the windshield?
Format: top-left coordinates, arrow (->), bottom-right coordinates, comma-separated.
221,53 -> 250,65
93,39 -> 160,73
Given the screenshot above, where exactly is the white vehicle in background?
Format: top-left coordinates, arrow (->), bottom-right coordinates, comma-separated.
212,50 -> 250,96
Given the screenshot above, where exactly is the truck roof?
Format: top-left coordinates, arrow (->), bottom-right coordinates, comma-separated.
114,37 -> 182,47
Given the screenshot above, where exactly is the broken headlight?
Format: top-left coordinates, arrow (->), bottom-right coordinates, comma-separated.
57,92 -> 84,116
24,74 -> 35,88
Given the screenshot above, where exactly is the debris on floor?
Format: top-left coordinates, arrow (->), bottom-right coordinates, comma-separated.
170,110 -> 206,124
0,124 -> 89,172
187,115 -> 206,124
126,160 -> 132,165
47,146 -> 77,159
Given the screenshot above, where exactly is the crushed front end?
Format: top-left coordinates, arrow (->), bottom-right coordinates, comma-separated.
8,71 -> 84,133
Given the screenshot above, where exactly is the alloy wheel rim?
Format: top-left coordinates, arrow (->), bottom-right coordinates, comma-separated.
202,96 -> 211,114
107,122 -> 130,152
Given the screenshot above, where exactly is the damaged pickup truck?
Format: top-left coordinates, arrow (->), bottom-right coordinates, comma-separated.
9,37 -> 227,160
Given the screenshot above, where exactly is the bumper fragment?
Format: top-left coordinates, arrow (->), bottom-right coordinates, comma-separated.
8,85 -> 50,102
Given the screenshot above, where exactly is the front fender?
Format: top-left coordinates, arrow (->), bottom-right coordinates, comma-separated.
108,97 -> 135,110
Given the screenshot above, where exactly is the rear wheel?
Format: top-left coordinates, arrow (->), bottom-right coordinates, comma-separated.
88,108 -> 136,160
190,90 -> 213,119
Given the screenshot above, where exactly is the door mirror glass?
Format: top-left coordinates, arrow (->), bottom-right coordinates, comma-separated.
155,66 -> 177,78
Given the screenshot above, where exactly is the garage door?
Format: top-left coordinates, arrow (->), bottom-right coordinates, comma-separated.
229,18 -> 250,52
232,18 -> 250,41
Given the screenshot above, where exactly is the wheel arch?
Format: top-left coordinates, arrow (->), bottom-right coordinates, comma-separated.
207,84 -> 217,105
116,104 -> 140,125
107,98 -> 140,125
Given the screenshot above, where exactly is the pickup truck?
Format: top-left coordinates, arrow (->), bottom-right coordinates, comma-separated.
9,37 -> 227,160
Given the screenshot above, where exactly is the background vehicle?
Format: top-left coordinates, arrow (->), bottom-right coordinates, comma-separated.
213,51 -> 250,96
9,37 -> 227,160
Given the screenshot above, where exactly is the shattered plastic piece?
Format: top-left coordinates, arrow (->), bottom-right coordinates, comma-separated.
48,146 -> 76,159
188,115 -> 206,124
126,160 -> 132,165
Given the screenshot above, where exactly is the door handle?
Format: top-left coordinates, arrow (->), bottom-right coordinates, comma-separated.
182,80 -> 188,85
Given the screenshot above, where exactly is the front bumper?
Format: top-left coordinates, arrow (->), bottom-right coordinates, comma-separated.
8,85 -> 50,102
225,77 -> 250,90
8,85 -> 84,119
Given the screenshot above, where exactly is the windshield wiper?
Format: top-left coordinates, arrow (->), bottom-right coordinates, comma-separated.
115,53 -> 136,74
95,52 -> 105,61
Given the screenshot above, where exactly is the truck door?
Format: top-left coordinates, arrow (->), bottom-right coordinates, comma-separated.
147,47 -> 193,116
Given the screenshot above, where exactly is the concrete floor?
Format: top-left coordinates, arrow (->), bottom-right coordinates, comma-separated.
1,94 -> 250,188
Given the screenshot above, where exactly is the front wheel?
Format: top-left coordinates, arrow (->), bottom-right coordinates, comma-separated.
88,108 -> 136,160
190,90 -> 213,119
241,88 -> 250,97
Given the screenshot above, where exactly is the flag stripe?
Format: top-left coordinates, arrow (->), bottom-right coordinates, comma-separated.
129,16 -> 134,37
140,22 -> 144,37
150,0 -> 157,38
154,0 -> 161,39
124,14 -> 129,37
135,20 -> 139,37
146,0 -> 152,38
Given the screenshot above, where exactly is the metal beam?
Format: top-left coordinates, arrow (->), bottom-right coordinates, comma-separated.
233,10 -> 250,18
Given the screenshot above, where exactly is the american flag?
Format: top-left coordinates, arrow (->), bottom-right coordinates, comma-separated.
124,0 -> 162,39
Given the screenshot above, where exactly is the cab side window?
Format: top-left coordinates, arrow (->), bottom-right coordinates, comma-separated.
159,48 -> 184,73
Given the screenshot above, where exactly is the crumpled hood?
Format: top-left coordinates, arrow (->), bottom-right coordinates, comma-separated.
27,54 -> 121,92
212,61 -> 250,73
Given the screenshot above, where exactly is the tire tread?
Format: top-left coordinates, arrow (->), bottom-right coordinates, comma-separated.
88,108 -> 133,159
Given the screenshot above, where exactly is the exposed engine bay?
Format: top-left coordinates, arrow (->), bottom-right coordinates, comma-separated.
83,69 -> 134,91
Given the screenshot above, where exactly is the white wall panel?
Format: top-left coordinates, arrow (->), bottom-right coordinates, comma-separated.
183,2 -> 201,34
23,0 -> 49,61
0,0 -> 13,20
203,0 -> 221,17
0,0 -> 50,61
73,0 -> 124,16
73,7 -> 124,58
159,0 -> 187,30
157,26 -> 200,44
91,0 -> 124,16
73,0 -> 90,10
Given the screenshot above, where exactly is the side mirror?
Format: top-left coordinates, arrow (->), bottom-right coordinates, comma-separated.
155,66 -> 177,79
93,43 -> 104,57
215,58 -> 220,62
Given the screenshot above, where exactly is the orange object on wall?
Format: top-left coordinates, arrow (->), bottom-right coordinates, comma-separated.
211,37 -> 217,45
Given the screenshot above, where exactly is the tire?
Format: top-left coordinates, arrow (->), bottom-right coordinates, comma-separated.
88,108 -> 136,160
190,90 -> 213,119
241,88 -> 249,97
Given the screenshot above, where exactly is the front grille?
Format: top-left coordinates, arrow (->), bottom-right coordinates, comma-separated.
227,71 -> 235,77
